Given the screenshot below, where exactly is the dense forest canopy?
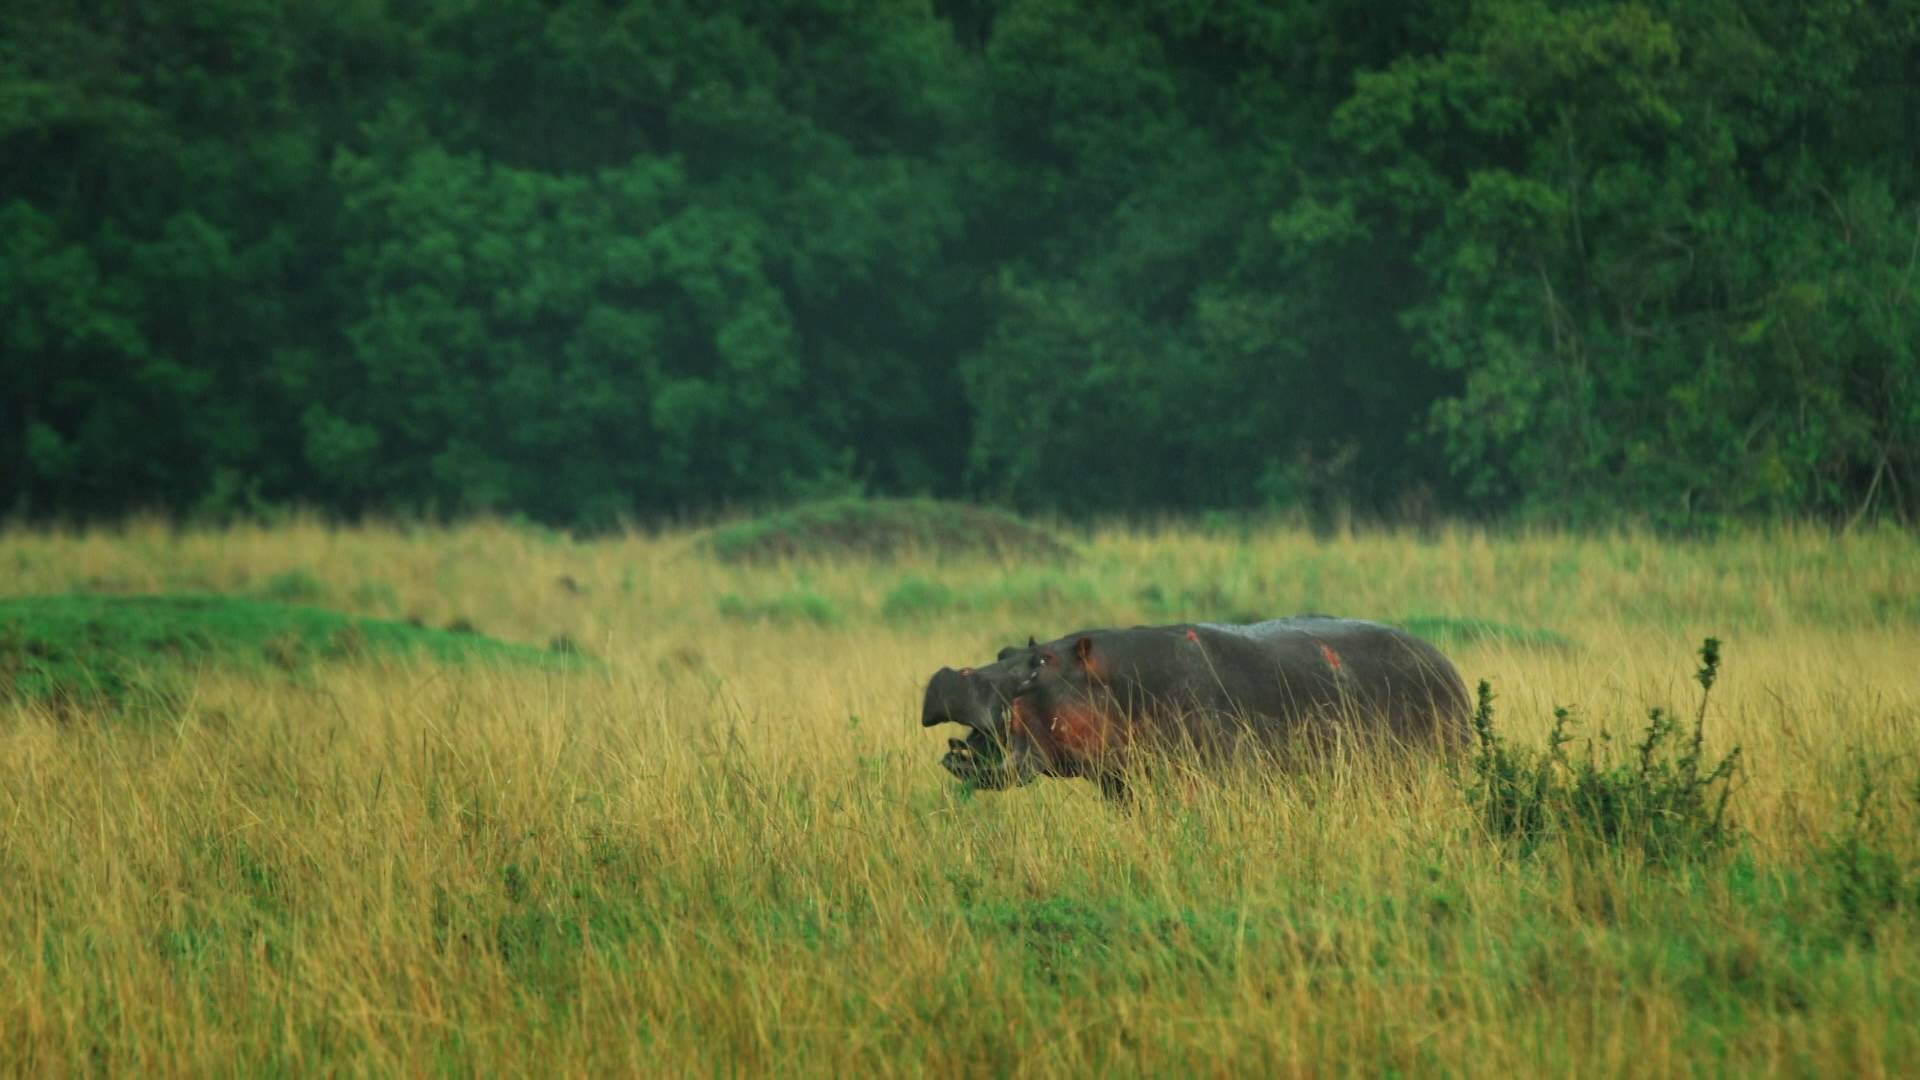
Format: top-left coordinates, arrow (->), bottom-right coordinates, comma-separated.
3,0 -> 1915,528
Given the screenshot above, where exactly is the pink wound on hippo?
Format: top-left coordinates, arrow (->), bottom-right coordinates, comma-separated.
1319,642 -> 1343,671
1186,628 -> 1200,643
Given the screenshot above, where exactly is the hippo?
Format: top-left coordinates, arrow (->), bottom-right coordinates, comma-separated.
921,616 -> 1472,799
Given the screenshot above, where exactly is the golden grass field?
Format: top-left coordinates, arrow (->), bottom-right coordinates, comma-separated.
1,516 -> 1917,1075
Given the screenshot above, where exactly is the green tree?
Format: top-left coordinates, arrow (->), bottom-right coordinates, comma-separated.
960,0 -> 1456,516
1334,0 -> 1919,523
3,0 -> 1914,526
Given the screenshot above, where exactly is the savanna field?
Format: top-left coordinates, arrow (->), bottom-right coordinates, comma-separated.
2,512 -> 1917,1075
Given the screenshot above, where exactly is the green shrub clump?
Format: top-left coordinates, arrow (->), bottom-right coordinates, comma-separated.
1462,638 -> 1741,863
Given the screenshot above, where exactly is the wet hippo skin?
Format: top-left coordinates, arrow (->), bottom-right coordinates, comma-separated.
922,616 -> 1471,799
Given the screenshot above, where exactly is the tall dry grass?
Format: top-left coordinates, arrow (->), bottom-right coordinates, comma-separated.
1,516 -> 1916,1074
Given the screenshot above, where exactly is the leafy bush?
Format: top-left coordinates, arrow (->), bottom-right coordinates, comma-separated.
1462,638 -> 1740,862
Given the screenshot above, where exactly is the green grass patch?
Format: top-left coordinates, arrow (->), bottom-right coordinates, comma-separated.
716,589 -> 842,626
1135,582 -> 1269,625
704,498 -> 1073,563
0,593 -> 584,713
881,577 -> 961,620
1396,614 -> 1575,651
882,572 -> 1101,622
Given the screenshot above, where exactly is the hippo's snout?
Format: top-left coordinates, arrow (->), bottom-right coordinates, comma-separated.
922,652 -> 1042,791
922,665 -> 1014,731
921,666 -> 969,728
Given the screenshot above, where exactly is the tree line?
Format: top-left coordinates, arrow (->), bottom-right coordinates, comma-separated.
4,0 -> 1915,528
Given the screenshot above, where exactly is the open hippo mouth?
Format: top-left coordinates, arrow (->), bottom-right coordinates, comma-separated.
941,727 -> 1016,787
921,659 -> 1039,789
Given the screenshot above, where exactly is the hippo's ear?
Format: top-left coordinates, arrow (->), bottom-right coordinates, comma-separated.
1027,635 -> 1038,649
1073,636 -> 1107,681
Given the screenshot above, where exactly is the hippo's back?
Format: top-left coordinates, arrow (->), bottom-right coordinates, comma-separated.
1186,616 -> 1472,747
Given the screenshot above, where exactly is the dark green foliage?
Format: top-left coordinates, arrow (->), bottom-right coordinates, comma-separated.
704,498 -> 1071,563
2,2 -> 1913,525
1463,638 -> 1741,861
1335,1 -> 1920,525
0,593 -> 582,714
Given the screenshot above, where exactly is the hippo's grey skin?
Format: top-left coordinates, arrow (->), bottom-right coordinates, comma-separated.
924,616 -> 1471,799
